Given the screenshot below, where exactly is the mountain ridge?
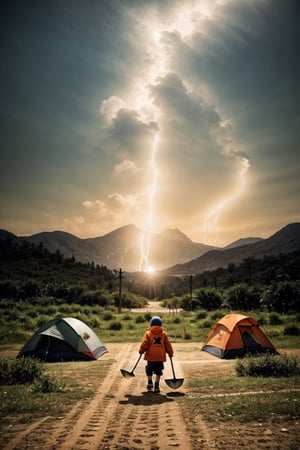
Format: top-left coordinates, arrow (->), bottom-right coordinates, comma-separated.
0,225 -> 215,272
1,223 -> 299,274
160,223 -> 300,276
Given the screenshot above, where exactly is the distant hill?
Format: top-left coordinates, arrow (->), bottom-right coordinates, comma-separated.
2,225 -> 215,272
161,223 -> 300,276
224,237 -> 263,250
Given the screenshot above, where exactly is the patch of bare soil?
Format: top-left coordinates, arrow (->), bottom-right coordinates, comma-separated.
1,344 -> 299,449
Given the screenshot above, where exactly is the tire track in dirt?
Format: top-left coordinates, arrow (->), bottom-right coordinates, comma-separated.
55,344 -> 134,450
1,344 -> 193,449
1,345 -> 132,450
99,374 -> 191,449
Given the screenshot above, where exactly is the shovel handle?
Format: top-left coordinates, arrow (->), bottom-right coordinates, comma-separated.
169,355 -> 176,379
132,353 -> 143,373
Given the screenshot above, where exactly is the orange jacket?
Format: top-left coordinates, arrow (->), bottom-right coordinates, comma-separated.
139,325 -> 174,362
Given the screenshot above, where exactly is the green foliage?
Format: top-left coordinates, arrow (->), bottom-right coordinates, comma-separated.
201,319 -> 214,328
193,287 -> 222,311
261,281 -> 300,313
33,374 -> 64,393
172,316 -> 181,324
236,353 -> 300,377
195,310 -> 207,320
284,324 -> 300,336
269,312 -> 283,325
144,312 -> 152,321
103,311 -> 114,321
0,357 -> 43,385
0,237 -> 115,305
135,315 -> 146,323
109,321 -> 123,330
225,283 -> 261,310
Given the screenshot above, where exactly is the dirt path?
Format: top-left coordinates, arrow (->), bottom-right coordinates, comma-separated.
1,342 -> 299,449
2,343 -> 193,450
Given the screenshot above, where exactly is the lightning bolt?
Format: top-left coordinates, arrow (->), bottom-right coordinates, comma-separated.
99,1 -> 251,267
139,131 -> 159,272
203,157 -> 250,244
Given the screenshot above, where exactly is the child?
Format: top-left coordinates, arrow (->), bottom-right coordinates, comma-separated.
139,316 -> 174,393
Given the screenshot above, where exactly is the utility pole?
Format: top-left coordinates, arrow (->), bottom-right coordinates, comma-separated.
118,268 -> 123,313
189,275 -> 193,310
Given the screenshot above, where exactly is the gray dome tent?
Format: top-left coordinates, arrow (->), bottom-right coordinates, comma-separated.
17,317 -> 108,362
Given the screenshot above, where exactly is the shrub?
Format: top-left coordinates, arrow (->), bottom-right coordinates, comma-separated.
269,312 -> 282,325
261,281 -> 300,313
33,374 -> 64,393
0,357 -> 43,385
122,314 -> 132,321
256,314 -> 267,325
172,317 -> 181,324
196,310 -> 207,320
201,319 -> 214,328
236,353 -> 299,377
103,311 -> 114,321
210,310 -> 227,321
225,283 -> 261,310
283,324 -> 300,336
144,312 -> 152,321
109,321 -> 123,330
193,287 -> 222,311
135,315 -> 146,324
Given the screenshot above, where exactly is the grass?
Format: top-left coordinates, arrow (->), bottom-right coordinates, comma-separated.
1,304 -> 299,347
0,305 -> 299,432
183,390 -> 300,423
0,359 -> 113,426
180,371 -> 300,427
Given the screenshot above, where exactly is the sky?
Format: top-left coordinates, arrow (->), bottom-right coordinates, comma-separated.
1,0 -> 299,248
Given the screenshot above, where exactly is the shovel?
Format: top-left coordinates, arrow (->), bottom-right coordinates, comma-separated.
120,353 -> 142,378
165,356 -> 184,389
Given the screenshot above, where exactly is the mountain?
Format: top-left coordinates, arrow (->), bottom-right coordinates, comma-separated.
162,223 -> 300,276
0,229 -> 18,241
12,225 -> 215,272
224,237 -> 263,250
2,223 -> 299,274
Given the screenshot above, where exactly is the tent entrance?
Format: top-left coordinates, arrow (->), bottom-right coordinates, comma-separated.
239,325 -> 262,354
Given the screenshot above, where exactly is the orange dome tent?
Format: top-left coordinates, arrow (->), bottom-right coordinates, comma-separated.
202,314 -> 278,359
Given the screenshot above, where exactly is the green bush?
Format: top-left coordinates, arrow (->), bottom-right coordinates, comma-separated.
103,311 -> 114,321
236,353 -> 299,377
144,312 -> 152,321
0,357 -> 43,385
196,310 -> 207,320
109,321 -> 123,330
172,317 -> 181,324
33,374 -> 64,393
122,313 -> 132,321
269,312 -> 282,325
135,315 -> 146,324
283,324 -> 300,336
201,319 -> 214,328
256,314 -> 268,325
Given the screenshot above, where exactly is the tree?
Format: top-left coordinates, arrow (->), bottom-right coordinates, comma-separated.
261,281 -> 300,313
193,287 -> 222,311
225,283 -> 261,310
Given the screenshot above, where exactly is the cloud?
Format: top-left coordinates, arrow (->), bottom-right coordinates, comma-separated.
114,159 -> 142,174
82,200 -> 106,210
82,192 -> 145,233
100,96 -> 126,123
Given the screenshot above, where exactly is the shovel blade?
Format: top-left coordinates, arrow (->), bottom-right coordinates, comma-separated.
120,369 -> 135,378
165,378 -> 184,389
